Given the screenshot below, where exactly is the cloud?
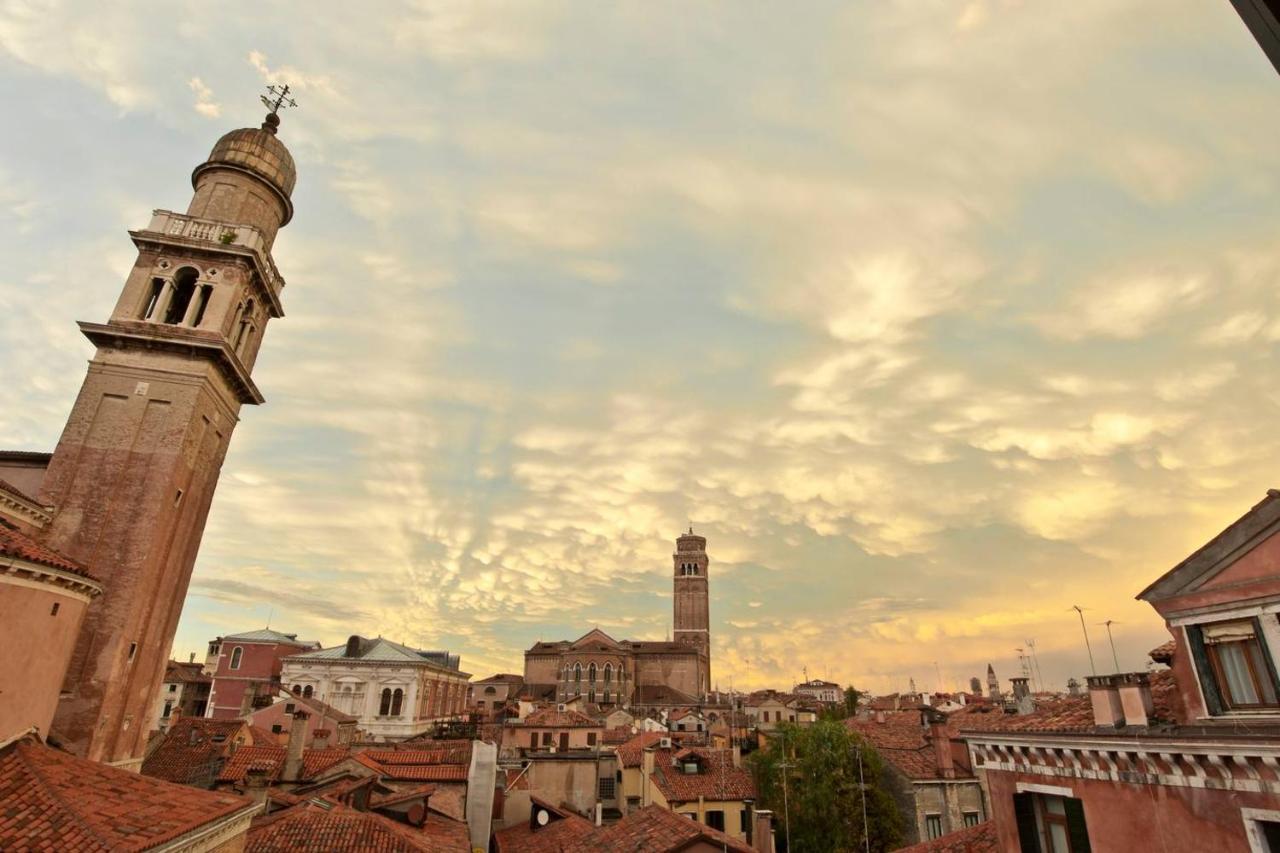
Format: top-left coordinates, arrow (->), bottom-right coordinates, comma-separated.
188,77 -> 220,118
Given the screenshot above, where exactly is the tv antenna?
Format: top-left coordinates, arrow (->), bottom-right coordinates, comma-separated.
1098,620 -> 1121,672
1072,605 -> 1097,675
261,84 -> 298,116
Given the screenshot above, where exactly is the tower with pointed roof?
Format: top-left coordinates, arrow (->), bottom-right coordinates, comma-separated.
43,107 -> 298,768
673,528 -> 711,697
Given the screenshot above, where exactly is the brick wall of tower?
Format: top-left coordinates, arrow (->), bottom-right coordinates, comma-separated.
672,532 -> 711,697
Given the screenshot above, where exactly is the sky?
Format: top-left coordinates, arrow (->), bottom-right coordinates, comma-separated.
3,1 -> 1280,695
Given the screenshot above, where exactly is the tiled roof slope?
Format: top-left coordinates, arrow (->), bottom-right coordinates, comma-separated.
493,807 -> 597,852
0,517 -> 96,579
649,748 -> 755,803
1,733 -> 255,851
522,708 -> 600,728
899,819 -> 997,852
141,717 -> 247,784
246,800 -> 469,852
845,711 -> 957,781
163,660 -> 211,684
615,732 -> 669,767
564,804 -> 753,852
217,746 -> 349,783
951,670 -> 1178,735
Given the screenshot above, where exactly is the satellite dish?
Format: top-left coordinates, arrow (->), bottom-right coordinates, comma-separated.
536,809 -> 550,826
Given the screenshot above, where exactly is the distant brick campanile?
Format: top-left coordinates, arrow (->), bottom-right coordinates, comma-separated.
672,528 -> 711,696
44,111 -> 297,768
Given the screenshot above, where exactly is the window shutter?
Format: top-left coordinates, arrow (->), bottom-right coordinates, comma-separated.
1186,624 -> 1224,715
1013,793 -> 1041,853
1064,798 -> 1092,852
1251,617 -> 1280,697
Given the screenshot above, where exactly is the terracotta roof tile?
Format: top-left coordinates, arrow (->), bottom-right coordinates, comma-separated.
565,804 -> 753,852
898,820 -> 997,852
141,717 -> 248,785
1149,640 -> 1176,664
162,660 -> 211,685
615,731 -> 668,767
602,726 -> 634,745
494,807 -> 597,852
247,800 -> 469,851
648,748 -> 755,804
952,670 -> 1178,735
0,518 -> 97,579
379,764 -> 469,782
521,708 -> 601,728
216,746 -> 349,784
1,733 -> 256,851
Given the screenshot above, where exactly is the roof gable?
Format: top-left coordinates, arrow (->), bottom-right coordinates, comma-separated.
1138,491 -> 1280,603
570,628 -> 622,650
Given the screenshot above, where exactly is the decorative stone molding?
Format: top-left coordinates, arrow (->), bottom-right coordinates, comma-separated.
0,487 -> 52,529
0,559 -> 102,603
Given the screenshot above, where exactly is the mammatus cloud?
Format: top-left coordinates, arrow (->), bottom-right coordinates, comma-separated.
2,2 -> 1279,692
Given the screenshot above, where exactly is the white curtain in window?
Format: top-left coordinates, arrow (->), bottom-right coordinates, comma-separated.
1217,643 -> 1260,705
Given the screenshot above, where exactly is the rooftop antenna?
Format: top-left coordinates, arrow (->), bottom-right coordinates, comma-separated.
933,660 -> 944,693
265,606 -> 273,629
1025,638 -> 1045,692
1098,620 -> 1121,673
1072,605 -> 1097,675
259,84 -> 297,134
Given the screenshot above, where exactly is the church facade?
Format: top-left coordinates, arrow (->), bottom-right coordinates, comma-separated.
522,530 -> 713,711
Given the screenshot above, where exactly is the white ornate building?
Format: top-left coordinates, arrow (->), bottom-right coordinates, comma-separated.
280,635 -> 470,741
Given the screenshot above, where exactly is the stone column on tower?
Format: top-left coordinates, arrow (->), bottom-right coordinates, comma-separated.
672,528 -> 711,698
42,110 -> 298,768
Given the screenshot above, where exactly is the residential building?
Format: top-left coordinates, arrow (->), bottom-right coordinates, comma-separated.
471,673 -> 524,718
245,687 -> 359,747
281,635 -> 470,740
246,798 -> 469,852
152,657 -> 212,731
847,709 -> 987,845
638,745 -> 757,842
499,750 -> 621,824
2,731 -> 257,850
669,708 -> 709,733
141,716 -> 259,788
522,529 -> 714,707
497,800 -> 759,852
501,707 -> 605,756
952,491 -> 1280,853
794,678 -> 842,704
8,109 -> 300,769
206,628 -> 319,719
745,691 -> 818,731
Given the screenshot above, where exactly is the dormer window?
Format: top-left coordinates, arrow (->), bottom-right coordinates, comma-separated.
1188,618 -> 1280,713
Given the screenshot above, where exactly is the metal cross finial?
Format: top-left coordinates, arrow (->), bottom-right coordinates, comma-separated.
261,84 -> 298,116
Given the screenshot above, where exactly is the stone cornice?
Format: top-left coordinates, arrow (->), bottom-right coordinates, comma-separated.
79,321 -> 265,405
0,558 -> 103,602
0,486 -> 51,529
152,802 -> 258,852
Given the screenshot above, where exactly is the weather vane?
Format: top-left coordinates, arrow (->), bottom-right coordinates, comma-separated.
261,84 -> 298,116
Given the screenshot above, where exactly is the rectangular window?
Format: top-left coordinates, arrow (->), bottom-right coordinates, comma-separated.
559,732 -> 569,751
1015,792 -> 1091,853
587,732 -> 597,746
925,814 -> 943,840
599,776 -> 615,799
530,733 -> 538,749
706,810 -> 725,831
50,603 -> 60,616
542,732 -> 552,746
964,811 -> 981,827
1196,620 -> 1279,710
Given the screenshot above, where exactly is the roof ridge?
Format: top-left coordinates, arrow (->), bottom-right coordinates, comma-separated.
14,739 -> 116,851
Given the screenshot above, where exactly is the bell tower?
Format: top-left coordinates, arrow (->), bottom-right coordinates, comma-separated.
42,104 -> 298,767
672,528 -> 711,697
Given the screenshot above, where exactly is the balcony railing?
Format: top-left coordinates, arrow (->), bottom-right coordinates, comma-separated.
144,210 -> 286,299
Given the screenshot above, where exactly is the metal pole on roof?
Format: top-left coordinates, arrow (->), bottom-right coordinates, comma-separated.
1099,620 -> 1121,673
857,746 -> 870,853
779,729 -> 792,853
1073,606 -> 1097,676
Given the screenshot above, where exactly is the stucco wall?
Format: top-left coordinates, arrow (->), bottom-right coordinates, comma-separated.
0,577 -> 90,738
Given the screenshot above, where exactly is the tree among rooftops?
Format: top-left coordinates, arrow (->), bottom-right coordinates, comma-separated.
749,720 -> 904,852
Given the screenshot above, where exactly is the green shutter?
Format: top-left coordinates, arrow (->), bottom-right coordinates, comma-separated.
1013,793 -> 1041,853
1251,617 -> 1280,698
1064,797 -> 1092,852
1186,625 -> 1224,715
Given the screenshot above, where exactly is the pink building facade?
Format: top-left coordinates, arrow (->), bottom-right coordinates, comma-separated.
206,629 -> 318,719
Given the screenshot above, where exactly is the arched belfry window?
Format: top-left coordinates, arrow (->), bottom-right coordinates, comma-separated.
379,688 -> 392,715
163,267 -> 200,325
234,298 -> 256,353
574,663 -> 582,683
589,663 -> 597,683
604,663 -> 612,684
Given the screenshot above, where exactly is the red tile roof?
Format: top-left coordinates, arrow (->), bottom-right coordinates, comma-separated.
494,808 -> 597,852
361,746 -> 472,765
0,517 -> 96,579
951,670 -> 1178,735
898,819 -> 997,852
141,717 -> 248,784
521,708 -> 601,728
1,733 -> 256,851
565,804 -> 753,852
247,800 -> 469,851
649,748 -> 755,803
615,731 -> 668,767
162,660 -> 211,684
602,726 -> 634,745
1149,640 -> 1176,664
216,746 -> 349,784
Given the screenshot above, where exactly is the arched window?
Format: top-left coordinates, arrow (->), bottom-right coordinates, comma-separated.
604,663 -> 612,684
292,684 -> 302,695
603,691 -> 610,704
588,663 -> 597,683
391,688 -> 404,716
141,277 -> 164,319
588,689 -> 596,703
234,298 -> 256,353
574,663 -> 582,683
302,685 -> 313,698
379,688 -> 392,715
229,647 -> 243,670
163,267 -> 200,324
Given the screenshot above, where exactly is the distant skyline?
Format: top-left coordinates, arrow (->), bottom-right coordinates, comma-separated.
3,2 -> 1280,693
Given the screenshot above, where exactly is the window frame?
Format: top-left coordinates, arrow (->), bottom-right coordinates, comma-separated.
1186,616 -> 1280,715
924,813 -> 943,840
228,646 -> 243,670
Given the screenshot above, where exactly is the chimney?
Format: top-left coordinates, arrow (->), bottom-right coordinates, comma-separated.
1116,672 -> 1154,727
732,743 -> 741,768
189,652 -> 196,663
1087,675 -> 1125,727
641,747 -> 656,807
753,809 -> 776,853
244,765 -> 272,807
1010,677 -> 1029,701
282,709 -> 310,782
312,728 -> 331,749
925,711 -> 954,779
